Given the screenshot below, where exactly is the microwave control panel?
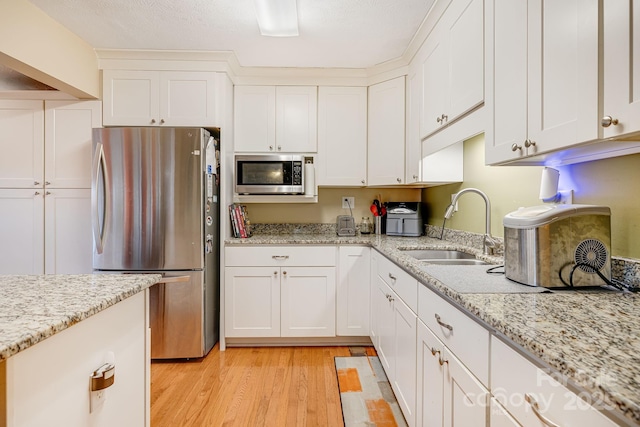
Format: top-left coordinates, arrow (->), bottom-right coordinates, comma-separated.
292,161 -> 303,185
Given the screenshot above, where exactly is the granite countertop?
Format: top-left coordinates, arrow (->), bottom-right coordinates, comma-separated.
0,274 -> 161,362
226,231 -> 640,425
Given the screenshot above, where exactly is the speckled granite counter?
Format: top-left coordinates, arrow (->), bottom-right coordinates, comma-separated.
0,274 -> 161,362
226,231 -> 640,425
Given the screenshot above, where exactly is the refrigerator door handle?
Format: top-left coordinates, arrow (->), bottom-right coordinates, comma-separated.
92,142 -> 106,254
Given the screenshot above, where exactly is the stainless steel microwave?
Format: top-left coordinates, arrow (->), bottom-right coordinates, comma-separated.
235,154 -> 304,194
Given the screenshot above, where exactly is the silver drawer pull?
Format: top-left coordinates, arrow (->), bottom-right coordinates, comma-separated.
435,313 -> 453,332
388,273 -> 397,281
525,394 -> 562,427
430,347 -> 440,357
272,255 -> 290,260
438,356 -> 448,366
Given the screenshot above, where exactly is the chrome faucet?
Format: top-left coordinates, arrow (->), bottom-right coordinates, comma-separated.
444,188 -> 498,255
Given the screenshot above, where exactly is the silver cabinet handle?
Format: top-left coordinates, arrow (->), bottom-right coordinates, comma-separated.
396,177 -> 402,183
45,181 -> 51,185
277,145 -> 282,151
511,143 -> 522,152
91,363 -> 115,391
388,273 -> 396,281
601,116 -> 619,128
525,394 -> 562,427
274,271 -> 278,276
282,271 -> 287,276
45,191 -> 51,195
435,313 -> 453,332
413,174 -> 418,180
430,347 -> 439,356
524,139 -> 536,148
34,191 -> 40,196
160,119 -> 165,124
269,145 -> 274,151
150,119 -> 156,124
361,179 -> 365,185
438,356 -> 448,366
34,181 -> 40,186
272,255 -> 289,260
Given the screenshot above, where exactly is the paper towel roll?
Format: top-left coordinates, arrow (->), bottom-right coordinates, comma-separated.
539,167 -> 560,201
304,163 -> 315,196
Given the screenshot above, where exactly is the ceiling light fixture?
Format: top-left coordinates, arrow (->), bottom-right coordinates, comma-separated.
254,0 -> 299,37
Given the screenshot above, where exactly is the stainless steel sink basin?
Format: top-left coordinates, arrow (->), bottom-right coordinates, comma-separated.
421,259 -> 489,266
400,249 -> 489,266
401,249 -> 476,260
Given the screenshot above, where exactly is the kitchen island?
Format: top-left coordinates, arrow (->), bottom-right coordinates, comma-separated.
0,274 -> 160,427
226,230 -> 640,426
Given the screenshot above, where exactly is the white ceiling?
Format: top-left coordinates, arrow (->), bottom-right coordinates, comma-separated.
27,0 -> 435,69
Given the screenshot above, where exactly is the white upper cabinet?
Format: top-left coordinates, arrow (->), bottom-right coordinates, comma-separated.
44,100 -> 102,188
420,0 -> 484,139
405,64 -> 422,184
0,100 -> 44,188
368,76 -> 406,186
234,85 -> 318,153
317,86 -> 368,186
602,0 -> 640,139
102,70 -> 219,127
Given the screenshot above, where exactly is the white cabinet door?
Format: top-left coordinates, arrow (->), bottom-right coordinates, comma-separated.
416,320 -> 445,427
443,347 -> 489,427
602,0 -> 640,138
44,189 -> 92,274
420,25 -> 449,138
281,266 -> 336,337
317,86 -> 368,186
405,64 -> 422,184
337,246 -> 370,336
276,86 -> 318,153
527,0 -> 600,155
420,0 -> 483,139
160,71 -> 218,127
374,275 -> 395,377
393,292 -> 417,427
102,69 -> 159,126
490,398 -> 520,427
368,76 -> 406,186
0,189 -> 44,274
234,86 -> 276,152
224,266 -> 281,337
484,0 -> 529,164
44,100 -> 102,189
0,100 -> 44,188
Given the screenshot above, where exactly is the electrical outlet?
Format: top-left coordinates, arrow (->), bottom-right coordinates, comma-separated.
450,194 -> 458,212
342,196 -> 355,209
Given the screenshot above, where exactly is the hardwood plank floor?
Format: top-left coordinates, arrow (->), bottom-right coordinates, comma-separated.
150,345 -> 353,427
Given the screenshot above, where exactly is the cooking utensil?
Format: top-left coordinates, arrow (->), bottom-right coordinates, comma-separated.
370,204 -> 379,216
373,199 -> 381,216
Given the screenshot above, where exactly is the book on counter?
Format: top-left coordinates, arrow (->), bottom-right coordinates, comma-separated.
228,204 -> 250,238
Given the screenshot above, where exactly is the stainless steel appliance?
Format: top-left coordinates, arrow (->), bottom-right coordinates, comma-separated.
235,154 -> 304,194
503,204 -> 611,288
386,202 -> 423,236
92,127 -> 220,359
336,215 -> 356,236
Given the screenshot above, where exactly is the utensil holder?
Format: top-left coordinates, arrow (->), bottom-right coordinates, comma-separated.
375,216 -> 382,235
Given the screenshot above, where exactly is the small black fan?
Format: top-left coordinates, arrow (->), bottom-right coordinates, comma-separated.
574,239 -> 608,273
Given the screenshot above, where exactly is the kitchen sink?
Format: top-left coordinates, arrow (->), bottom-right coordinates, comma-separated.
400,249 -> 489,266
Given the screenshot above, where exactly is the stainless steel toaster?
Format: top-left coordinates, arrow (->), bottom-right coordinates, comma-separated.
503,204 -> 611,288
336,215 -> 356,236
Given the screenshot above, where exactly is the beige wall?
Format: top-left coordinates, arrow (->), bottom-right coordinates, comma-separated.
422,134 -> 640,259
0,0 -> 99,98
245,187 -> 422,225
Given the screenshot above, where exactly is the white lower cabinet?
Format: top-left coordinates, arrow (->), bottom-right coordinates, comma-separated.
0,188 -> 92,274
337,246 -> 370,336
490,336 -> 618,427
416,320 -> 489,427
224,246 -> 336,338
370,251 -> 418,427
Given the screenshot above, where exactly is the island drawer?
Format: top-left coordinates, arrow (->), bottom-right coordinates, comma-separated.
376,253 -> 417,312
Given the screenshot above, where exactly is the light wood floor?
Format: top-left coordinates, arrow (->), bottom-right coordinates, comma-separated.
150,345 -> 353,427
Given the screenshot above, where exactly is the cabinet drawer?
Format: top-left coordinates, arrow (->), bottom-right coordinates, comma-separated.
225,246 -> 336,267
491,336 -> 618,427
376,253 -> 418,312
418,284 -> 489,386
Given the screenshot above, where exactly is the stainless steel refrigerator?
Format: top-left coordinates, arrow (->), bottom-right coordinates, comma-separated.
92,127 -> 220,359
